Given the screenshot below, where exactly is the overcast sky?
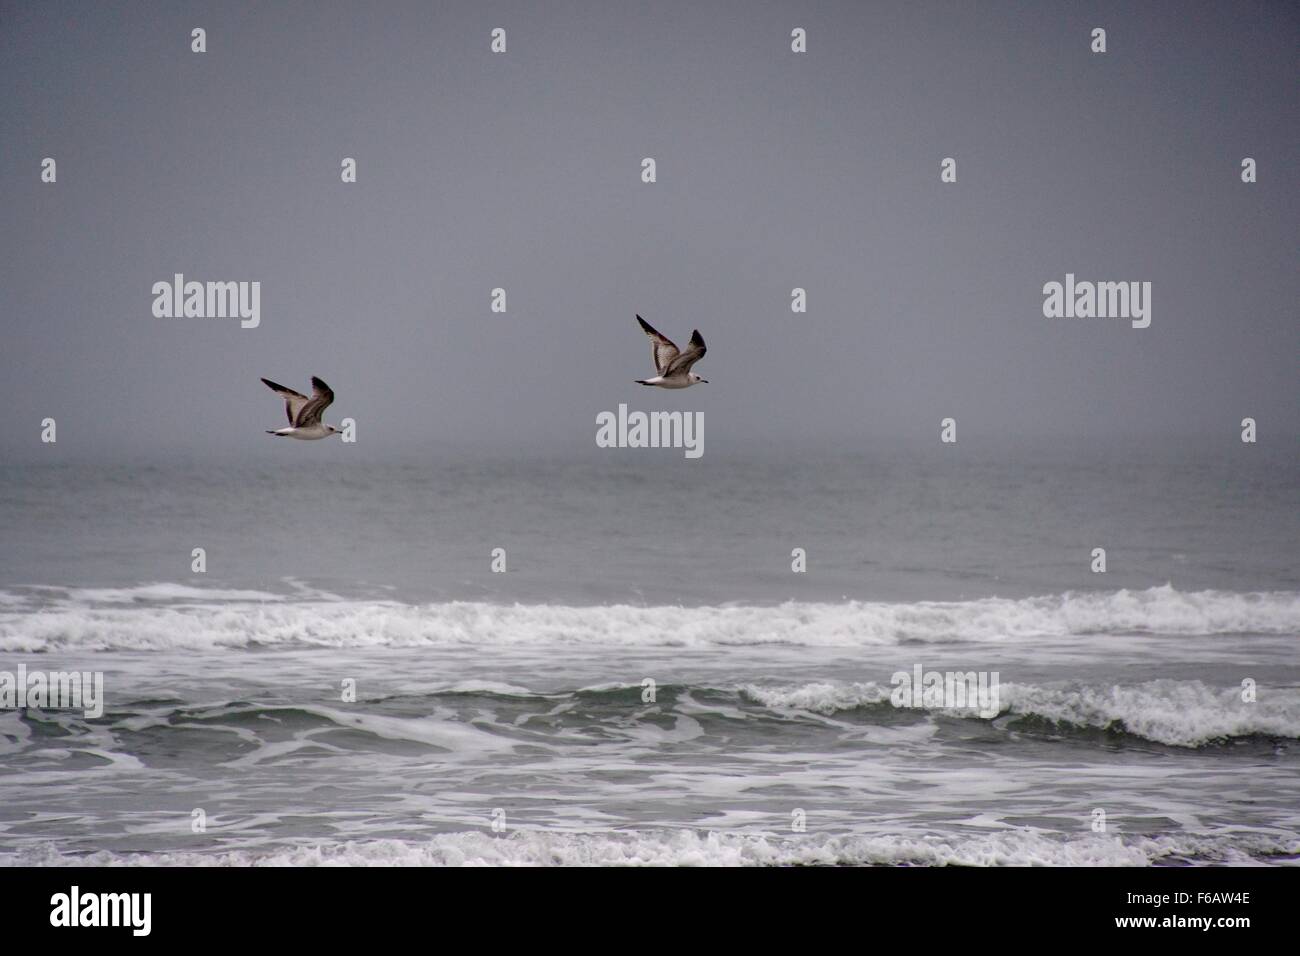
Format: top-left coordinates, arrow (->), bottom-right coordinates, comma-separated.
1,0 -> 1296,461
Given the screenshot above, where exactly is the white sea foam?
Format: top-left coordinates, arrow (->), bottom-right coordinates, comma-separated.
996,679 -> 1300,746
740,681 -> 891,713
16,583 -> 287,604
740,678 -> 1300,747
0,585 -> 1295,652
4,827 -> 1295,867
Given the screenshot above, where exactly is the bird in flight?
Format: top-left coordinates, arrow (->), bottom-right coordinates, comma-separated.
261,376 -> 343,439
633,315 -> 708,388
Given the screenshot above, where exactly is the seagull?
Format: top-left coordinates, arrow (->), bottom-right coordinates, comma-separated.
261,376 -> 343,439
634,315 -> 708,388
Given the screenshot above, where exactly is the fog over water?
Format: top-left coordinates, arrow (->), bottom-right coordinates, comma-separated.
1,1 -> 1297,462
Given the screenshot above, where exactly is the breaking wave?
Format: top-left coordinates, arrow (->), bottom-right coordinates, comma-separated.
740,678 -> 1300,748
0,584 -> 1296,652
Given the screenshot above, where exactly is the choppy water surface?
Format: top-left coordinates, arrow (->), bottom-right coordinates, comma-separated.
1,452 -> 1296,865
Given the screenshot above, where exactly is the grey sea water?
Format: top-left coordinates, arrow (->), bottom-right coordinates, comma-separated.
0,446 -> 1297,865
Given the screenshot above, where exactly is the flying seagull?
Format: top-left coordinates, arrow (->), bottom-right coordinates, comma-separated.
634,315 -> 708,388
262,376 -> 343,439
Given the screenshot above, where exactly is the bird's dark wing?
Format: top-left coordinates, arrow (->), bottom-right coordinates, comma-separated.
294,376 -> 335,426
637,314 -> 679,375
664,330 -> 706,376
262,377 -> 309,425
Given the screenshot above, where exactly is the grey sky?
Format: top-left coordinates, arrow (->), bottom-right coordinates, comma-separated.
2,0 -> 1296,461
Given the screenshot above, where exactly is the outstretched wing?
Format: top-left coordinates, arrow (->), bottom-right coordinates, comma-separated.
294,376 -> 335,426
637,315 -> 679,375
665,329 -> 706,376
262,378 -> 309,425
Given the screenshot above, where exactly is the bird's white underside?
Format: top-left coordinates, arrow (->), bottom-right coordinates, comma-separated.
270,424 -> 335,440
639,374 -> 699,389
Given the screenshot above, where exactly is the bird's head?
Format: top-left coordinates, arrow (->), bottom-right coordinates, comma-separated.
327,425 -> 343,435
690,373 -> 709,384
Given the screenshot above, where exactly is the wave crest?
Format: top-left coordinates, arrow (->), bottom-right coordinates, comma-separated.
0,584 -> 1295,652
742,678 -> 1300,747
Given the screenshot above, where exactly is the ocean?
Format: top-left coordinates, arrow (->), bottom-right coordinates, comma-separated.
0,446 -> 1296,866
